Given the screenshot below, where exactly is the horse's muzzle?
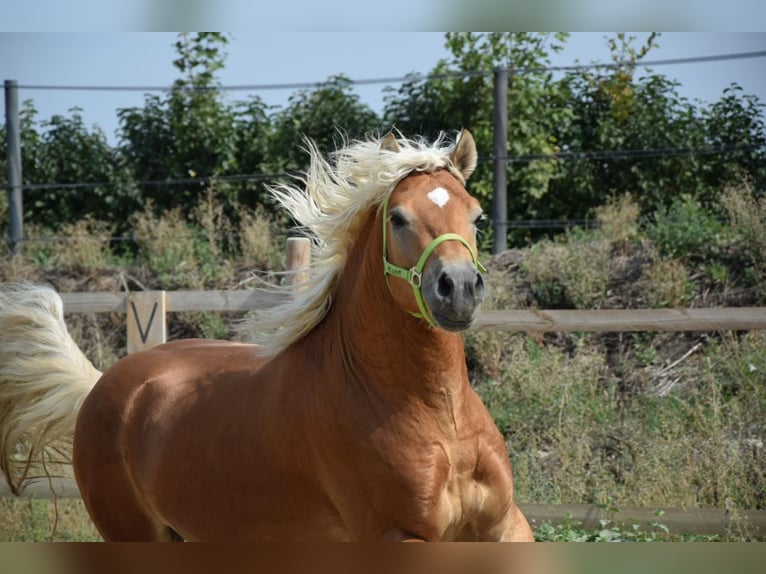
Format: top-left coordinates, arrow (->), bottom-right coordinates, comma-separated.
423,259 -> 485,331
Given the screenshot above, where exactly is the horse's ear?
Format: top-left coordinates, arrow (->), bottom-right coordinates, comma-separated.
450,129 -> 477,181
380,133 -> 401,153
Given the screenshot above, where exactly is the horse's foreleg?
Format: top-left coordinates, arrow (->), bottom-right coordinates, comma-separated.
501,503 -> 535,542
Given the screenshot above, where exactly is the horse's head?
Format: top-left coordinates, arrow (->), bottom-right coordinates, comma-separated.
381,130 -> 486,331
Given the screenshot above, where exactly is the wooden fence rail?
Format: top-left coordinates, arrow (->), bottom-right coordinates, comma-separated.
58,290 -> 766,353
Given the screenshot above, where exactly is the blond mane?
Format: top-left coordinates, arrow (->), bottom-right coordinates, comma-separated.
244,132 -> 467,357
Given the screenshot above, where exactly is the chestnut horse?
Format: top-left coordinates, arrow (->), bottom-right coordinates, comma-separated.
0,130 -> 533,542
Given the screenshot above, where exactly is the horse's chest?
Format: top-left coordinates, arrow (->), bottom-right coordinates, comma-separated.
427,439 -> 512,540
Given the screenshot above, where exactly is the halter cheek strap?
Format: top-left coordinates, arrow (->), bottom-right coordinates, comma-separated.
381,193 -> 487,328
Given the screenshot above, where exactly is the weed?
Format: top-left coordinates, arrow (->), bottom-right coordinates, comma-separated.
52,217 -> 115,272
523,229 -> 610,309
238,205 -> 282,271
641,255 -> 696,308
533,512 -> 721,542
594,193 -> 641,251
132,201 -> 200,287
721,181 -> 766,301
470,328 -> 766,523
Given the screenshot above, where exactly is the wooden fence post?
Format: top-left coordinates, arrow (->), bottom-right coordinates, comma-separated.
286,236 -> 311,286
126,291 -> 167,354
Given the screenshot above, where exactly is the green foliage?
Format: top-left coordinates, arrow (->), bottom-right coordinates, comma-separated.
383,32 -> 766,247
3,31 -> 765,249
383,32 -> 572,209
267,75 -> 382,174
118,33 -> 276,219
533,512 -> 720,542
646,196 -> 726,261
15,103 -> 139,231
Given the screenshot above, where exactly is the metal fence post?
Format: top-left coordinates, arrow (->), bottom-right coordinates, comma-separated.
4,80 -> 23,255
492,68 -> 509,255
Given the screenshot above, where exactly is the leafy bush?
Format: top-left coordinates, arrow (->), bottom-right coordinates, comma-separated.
645,196 -> 726,261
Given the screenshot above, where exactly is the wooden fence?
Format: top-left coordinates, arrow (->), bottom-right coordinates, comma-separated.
50,235 -> 766,352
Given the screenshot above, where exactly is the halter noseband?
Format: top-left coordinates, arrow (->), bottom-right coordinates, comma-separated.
381,193 -> 487,328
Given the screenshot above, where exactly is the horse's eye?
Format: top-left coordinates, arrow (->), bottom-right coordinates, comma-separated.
389,212 -> 408,230
473,213 -> 488,230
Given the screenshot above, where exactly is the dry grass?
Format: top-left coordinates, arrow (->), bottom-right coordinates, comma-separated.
721,181 -> 766,301
641,254 -> 696,308
132,201 -> 203,288
595,193 -> 641,250
52,217 -> 114,273
523,232 -> 611,309
238,205 -> 283,271
0,498 -> 101,542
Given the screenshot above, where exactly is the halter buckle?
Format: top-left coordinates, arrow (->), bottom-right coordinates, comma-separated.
409,268 -> 422,288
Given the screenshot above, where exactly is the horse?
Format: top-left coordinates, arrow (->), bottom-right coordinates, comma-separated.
0,130 -> 534,542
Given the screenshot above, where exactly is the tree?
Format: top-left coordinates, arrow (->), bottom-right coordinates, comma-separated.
385,32 -> 766,246
265,75 -> 382,174
117,33 -> 266,215
384,33 -> 573,226
554,34 -> 766,218
1,101 -> 137,231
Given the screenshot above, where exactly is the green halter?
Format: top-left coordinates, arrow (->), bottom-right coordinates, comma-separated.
381,193 -> 487,328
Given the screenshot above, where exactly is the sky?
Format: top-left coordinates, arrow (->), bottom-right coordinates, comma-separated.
3,0 -> 766,31
1,33 -> 765,145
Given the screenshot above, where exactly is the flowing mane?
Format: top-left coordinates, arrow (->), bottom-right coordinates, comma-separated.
245,132 -> 468,357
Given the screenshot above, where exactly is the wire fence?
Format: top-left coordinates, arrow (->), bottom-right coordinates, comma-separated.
13,49 -> 766,93
1,142 -> 762,194
3,48 -> 766,244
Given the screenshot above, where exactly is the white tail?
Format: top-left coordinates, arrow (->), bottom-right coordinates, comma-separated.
0,283 -> 102,495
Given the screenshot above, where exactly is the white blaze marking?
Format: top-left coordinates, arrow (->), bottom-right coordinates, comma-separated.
427,187 -> 450,208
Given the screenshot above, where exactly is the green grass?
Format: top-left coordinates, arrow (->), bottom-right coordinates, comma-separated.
533,513 -> 721,542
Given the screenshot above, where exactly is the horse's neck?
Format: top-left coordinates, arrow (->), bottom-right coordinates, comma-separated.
322,210 -> 469,398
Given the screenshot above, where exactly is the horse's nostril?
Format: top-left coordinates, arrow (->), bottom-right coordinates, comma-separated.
475,272 -> 485,296
437,272 -> 454,299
